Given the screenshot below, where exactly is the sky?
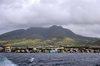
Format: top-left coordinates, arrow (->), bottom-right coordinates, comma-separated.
0,0 -> 100,38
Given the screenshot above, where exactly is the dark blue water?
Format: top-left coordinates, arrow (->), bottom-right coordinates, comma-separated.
0,53 -> 100,66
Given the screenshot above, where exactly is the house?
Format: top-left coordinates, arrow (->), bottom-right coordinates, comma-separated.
3,46 -> 12,53
0,47 -> 3,52
50,50 -> 56,53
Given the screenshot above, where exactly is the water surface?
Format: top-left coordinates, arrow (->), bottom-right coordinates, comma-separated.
0,53 -> 100,66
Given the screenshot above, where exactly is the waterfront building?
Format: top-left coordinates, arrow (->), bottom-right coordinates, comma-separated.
3,46 -> 12,53
0,47 -> 3,52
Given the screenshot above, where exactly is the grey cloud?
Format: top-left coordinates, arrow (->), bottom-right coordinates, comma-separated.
0,0 -> 100,38
0,0 -> 15,4
63,24 -> 100,37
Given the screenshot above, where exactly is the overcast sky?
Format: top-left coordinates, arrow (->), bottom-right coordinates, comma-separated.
0,0 -> 100,38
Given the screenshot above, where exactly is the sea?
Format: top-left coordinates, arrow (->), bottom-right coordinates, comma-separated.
0,53 -> 100,66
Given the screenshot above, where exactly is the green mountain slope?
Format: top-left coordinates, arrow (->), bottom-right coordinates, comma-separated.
0,25 -> 98,40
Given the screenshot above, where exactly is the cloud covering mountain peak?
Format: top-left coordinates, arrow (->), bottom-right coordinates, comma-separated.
0,0 -> 100,37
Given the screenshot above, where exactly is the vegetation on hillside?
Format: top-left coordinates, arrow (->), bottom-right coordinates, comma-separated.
0,37 -> 98,47
0,25 -> 97,40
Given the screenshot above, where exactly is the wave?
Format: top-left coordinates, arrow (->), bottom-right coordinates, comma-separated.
0,56 -> 17,66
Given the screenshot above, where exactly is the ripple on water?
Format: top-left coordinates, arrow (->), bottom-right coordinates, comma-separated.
0,53 -> 100,66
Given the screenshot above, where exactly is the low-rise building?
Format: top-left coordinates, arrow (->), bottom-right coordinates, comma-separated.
3,46 -> 12,53
0,47 -> 3,52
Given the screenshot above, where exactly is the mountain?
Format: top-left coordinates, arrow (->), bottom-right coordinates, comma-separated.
0,25 -> 98,40
90,39 -> 100,46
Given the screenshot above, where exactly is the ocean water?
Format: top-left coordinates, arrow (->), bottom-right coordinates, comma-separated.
0,53 -> 100,66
